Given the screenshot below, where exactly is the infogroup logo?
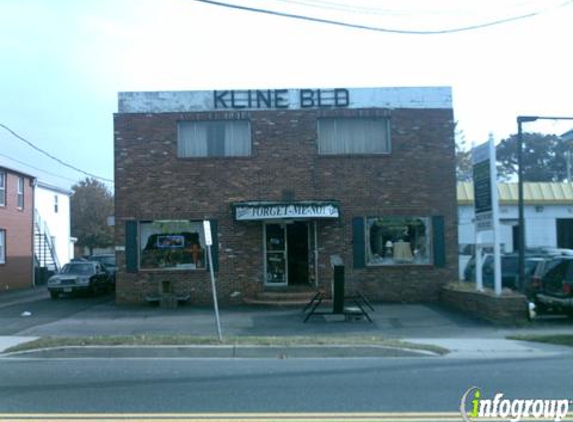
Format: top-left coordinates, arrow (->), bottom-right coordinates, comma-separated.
460,386 -> 571,422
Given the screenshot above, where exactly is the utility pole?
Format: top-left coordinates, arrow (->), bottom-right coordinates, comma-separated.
516,116 -> 573,292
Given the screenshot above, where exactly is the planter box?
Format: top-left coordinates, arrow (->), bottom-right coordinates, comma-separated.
440,284 -> 529,325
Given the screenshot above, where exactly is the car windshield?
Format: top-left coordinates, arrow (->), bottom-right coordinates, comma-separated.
61,263 -> 95,275
94,256 -> 115,267
524,259 -> 541,274
501,257 -> 518,273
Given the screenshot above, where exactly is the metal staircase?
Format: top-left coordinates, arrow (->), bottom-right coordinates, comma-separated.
34,210 -> 60,274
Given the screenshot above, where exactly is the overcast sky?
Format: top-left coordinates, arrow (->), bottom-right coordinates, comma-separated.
1,0 -> 572,191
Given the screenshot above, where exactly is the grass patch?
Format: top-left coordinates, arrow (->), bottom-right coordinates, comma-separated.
507,334 -> 573,348
444,282 -> 519,296
4,335 -> 449,355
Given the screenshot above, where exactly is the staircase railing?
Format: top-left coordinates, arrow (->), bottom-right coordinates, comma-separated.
34,209 -> 61,271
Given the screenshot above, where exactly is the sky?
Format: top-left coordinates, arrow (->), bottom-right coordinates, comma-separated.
0,0 -> 572,192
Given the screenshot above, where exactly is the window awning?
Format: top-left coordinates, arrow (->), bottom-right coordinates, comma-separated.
232,201 -> 340,222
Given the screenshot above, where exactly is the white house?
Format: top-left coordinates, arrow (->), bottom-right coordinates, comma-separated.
458,182 -> 573,277
34,181 -> 74,272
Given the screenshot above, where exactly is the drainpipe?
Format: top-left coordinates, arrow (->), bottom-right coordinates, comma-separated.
31,177 -> 37,288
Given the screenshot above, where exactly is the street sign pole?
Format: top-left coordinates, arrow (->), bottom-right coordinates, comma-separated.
203,220 -> 223,342
472,139 -> 501,295
490,140 -> 502,296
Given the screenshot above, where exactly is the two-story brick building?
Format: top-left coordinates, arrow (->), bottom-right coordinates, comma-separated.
0,165 -> 35,292
114,87 -> 458,305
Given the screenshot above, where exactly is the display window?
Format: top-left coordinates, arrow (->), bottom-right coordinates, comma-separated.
366,217 -> 431,265
139,220 -> 205,270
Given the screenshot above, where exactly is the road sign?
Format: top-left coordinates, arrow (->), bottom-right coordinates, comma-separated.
472,143 -> 493,231
203,220 -> 213,246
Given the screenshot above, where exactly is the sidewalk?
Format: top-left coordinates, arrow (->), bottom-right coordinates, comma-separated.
1,289 -> 572,358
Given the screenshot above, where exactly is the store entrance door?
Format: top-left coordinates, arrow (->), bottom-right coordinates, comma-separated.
265,224 -> 287,286
264,222 -> 310,286
287,222 -> 309,286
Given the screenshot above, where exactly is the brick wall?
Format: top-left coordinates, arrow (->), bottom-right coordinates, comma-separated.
0,170 -> 34,292
440,285 -> 529,325
114,107 -> 458,305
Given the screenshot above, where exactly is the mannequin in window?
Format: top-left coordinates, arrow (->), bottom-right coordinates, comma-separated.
190,243 -> 203,267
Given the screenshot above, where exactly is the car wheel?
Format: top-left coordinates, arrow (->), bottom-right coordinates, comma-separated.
50,291 -> 59,300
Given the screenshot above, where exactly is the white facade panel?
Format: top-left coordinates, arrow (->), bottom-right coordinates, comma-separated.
458,204 -> 573,253
526,217 -> 557,248
118,87 -> 453,113
35,183 -> 73,266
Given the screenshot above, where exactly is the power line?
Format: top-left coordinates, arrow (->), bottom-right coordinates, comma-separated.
0,151 -> 80,184
190,0 -> 573,34
272,0 -> 552,17
0,123 -> 114,184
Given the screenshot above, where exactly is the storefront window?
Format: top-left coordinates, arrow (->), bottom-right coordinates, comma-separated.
140,220 -> 205,270
366,217 -> 431,265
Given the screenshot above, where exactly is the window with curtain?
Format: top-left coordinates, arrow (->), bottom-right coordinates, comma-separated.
0,171 -> 5,206
0,229 -> 5,264
17,177 -> 24,209
318,117 -> 390,155
178,120 -> 251,157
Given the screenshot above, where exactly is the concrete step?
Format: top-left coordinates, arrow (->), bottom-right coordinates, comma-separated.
244,290 -> 321,306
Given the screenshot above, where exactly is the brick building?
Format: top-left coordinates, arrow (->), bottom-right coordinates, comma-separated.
0,166 -> 35,292
114,87 -> 458,305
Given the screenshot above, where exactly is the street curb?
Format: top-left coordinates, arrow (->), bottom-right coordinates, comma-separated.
0,344 -> 442,359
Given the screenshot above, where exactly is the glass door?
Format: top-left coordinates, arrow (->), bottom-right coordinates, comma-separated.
265,223 -> 287,286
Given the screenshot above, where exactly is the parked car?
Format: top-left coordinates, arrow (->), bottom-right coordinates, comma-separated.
88,254 -> 116,284
47,261 -> 113,299
520,257 -> 549,299
464,249 -> 573,292
533,256 -> 573,316
464,254 -> 521,289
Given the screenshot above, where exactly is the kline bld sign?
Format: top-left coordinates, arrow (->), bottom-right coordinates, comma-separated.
214,88 -> 350,110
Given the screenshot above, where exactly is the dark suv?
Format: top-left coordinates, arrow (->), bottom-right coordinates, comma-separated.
534,256 -> 573,316
88,254 -> 116,284
464,254 -> 523,289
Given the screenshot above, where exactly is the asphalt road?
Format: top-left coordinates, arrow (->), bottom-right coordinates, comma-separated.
0,292 -> 113,335
0,356 -> 571,413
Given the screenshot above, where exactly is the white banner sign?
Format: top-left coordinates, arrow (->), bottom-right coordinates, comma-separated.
235,204 -> 339,221
475,212 -> 493,231
203,220 -> 213,246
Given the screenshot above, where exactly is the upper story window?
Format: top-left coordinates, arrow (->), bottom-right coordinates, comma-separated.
177,120 -> 251,158
0,229 -> 5,264
318,117 -> 390,155
17,176 -> 24,209
54,195 -> 59,213
0,171 -> 5,207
